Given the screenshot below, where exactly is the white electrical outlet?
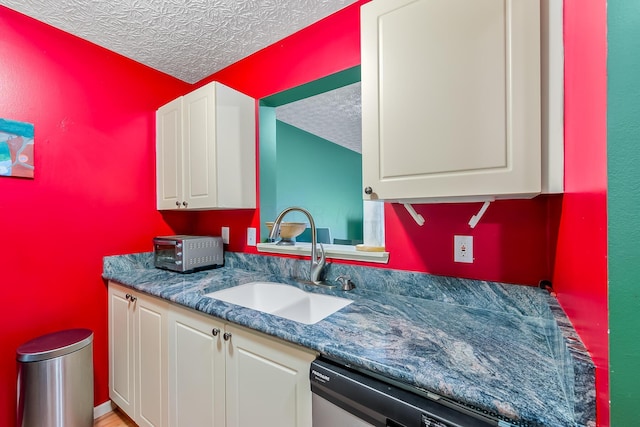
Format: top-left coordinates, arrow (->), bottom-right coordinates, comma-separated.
454,235 -> 473,263
247,227 -> 256,246
221,227 -> 230,244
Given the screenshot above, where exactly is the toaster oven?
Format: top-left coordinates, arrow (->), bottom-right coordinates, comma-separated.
153,235 -> 223,273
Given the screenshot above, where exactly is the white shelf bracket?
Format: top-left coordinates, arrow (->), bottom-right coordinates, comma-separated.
468,201 -> 491,229
403,203 -> 425,226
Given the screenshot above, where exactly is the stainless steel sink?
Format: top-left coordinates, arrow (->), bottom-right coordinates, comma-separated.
204,281 -> 352,324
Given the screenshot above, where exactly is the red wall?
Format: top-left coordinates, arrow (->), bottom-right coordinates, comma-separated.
0,0 -> 608,425
0,6 -> 191,425
553,0 -> 609,425
197,2 -> 608,423
195,0 -> 559,286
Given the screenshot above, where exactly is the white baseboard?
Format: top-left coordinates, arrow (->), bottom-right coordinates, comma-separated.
94,400 -> 115,419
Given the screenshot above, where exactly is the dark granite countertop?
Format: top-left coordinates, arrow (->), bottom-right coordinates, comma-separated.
103,252 -> 595,427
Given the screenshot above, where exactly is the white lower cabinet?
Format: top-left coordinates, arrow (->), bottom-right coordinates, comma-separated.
109,281 -> 317,427
167,304 -> 226,426
225,322 -> 316,427
168,304 -> 317,427
108,282 -> 169,427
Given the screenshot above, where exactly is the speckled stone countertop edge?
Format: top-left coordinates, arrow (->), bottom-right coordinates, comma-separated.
103,251 -> 595,427
548,299 -> 597,425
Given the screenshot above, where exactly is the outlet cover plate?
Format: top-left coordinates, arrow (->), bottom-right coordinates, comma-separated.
247,227 -> 257,246
454,235 -> 473,263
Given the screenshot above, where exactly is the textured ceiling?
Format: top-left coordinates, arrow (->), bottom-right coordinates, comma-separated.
276,82 -> 361,153
2,0 -> 363,150
0,0 -> 357,83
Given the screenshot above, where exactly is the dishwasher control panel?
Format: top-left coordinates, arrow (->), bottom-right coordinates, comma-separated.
421,414 -> 452,427
311,357 -> 512,427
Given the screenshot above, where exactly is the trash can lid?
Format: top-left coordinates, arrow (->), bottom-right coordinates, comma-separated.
17,328 -> 93,362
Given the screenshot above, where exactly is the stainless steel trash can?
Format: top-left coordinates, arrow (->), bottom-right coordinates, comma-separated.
16,329 -> 94,427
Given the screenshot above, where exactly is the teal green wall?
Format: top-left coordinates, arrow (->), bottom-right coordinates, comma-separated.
259,106 -> 278,240
274,120 -> 363,242
259,66 -> 363,243
261,66 -> 361,107
608,1 -> 640,424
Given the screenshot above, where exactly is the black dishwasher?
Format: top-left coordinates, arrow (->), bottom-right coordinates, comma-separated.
310,357 -> 519,427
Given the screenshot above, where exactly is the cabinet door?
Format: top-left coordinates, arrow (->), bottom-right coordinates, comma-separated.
361,0 -> 541,201
108,285 -> 135,416
135,294 -> 168,427
156,97 -> 183,210
182,83 -> 218,209
168,305 -> 226,427
225,325 -> 316,427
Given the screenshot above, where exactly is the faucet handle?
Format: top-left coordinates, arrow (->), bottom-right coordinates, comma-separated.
336,275 -> 355,291
317,243 -> 326,263
310,243 -> 327,284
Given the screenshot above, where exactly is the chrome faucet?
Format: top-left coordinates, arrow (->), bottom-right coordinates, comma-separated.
268,206 -> 327,284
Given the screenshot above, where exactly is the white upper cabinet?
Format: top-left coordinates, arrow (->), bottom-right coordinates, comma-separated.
361,0 -> 557,203
156,81 -> 256,210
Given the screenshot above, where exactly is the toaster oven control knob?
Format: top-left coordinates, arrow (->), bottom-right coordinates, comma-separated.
176,243 -> 182,248
176,252 -> 182,257
175,261 -> 182,265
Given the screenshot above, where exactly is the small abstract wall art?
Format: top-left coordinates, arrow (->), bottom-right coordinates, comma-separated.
0,118 -> 34,179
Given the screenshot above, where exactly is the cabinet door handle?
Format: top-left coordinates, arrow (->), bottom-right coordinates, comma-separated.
364,186 -> 373,195
182,201 -> 188,207
175,201 -> 181,207
223,332 -> 232,341
211,328 -> 220,336
129,295 -> 137,303
125,293 -> 131,301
